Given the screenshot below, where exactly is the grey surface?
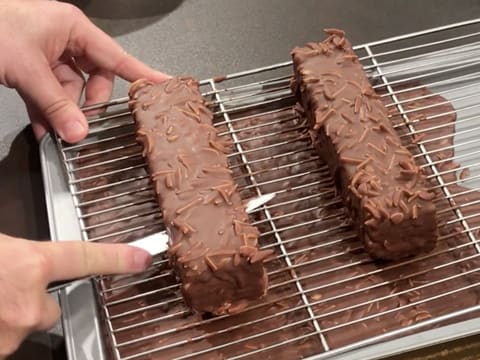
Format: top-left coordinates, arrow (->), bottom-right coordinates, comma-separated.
1,0 -> 480,359
41,22 -> 480,360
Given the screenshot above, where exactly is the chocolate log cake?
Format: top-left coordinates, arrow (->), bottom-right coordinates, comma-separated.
128,77 -> 270,315
291,29 -> 438,260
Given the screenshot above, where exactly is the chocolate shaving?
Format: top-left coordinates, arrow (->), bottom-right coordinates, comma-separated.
175,168 -> 183,188
459,168 -> 470,180
358,127 -> 369,143
357,156 -> 373,170
399,200 -> 409,214
178,248 -> 209,263
343,54 -> 358,61
176,197 -> 203,215
385,136 -> 400,147
233,253 -> 241,267
250,249 -> 275,263
204,256 -> 218,272
168,242 -> 183,255
165,173 -> 174,189
340,111 -> 353,123
324,28 -> 346,37
367,142 -> 387,156
354,95 -> 362,114
413,133 -> 427,143
377,206 -> 390,219
152,169 -> 175,181
240,245 -> 258,258
179,108 -> 201,122
398,160 -> 412,170
314,107 -> 336,130
412,204 -> 419,219
400,169 -> 417,179
209,139 -> 227,153
392,190 -> 401,207
347,80 -> 362,91
418,190 -> 435,201
395,148 -> 411,156
333,36 -> 346,48
390,212 -> 405,225
341,156 -> 363,165
387,155 -> 396,172
365,203 -> 381,220
177,154 -> 190,172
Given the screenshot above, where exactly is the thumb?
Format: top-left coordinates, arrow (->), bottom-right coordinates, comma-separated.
33,241 -> 152,282
14,58 -> 88,143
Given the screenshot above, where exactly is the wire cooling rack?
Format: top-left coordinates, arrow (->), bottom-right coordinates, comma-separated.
54,18 -> 480,360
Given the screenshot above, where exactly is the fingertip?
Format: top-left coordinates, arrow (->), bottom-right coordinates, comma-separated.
56,114 -> 88,143
152,71 -> 172,83
129,246 -> 153,272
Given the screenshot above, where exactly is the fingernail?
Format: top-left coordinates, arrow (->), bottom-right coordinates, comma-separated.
155,71 -> 172,81
133,249 -> 152,271
59,119 -> 86,143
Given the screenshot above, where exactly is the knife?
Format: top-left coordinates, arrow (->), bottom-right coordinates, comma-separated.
47,192 -> 275,293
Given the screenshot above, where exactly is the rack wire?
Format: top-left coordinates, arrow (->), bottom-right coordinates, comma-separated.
55,19 -> 480,360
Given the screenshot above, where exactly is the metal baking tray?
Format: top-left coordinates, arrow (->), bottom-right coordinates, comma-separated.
41,18 -> 480,360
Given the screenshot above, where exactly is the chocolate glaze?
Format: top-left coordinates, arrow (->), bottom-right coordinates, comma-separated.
70,75 -> 480,358
128,77 -> 271,315
291,30 -> 438,260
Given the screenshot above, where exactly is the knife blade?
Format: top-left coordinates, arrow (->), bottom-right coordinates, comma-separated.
47,192 -> 275,293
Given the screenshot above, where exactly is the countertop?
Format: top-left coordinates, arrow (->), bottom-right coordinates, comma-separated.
1,0 -> 479,359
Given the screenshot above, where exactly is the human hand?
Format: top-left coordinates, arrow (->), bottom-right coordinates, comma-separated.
0,234 -> 152,358
0,0 -> 169,143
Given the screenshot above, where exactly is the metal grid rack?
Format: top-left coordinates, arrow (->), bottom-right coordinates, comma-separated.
55,19 -> 480,360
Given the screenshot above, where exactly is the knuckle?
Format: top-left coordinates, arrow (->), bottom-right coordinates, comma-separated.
112,246 -> 124,271
29,247 -> 51,282
19,305 -> 43,329
42,97 -> 72,119
80,242 -> 94,274
112,51 -> 130,75
1,71 -> 19,89
59,2 -> 85,20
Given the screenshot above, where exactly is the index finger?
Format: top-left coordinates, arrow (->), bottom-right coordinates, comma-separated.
34,241 -> 152,282
65,5 -> 170,83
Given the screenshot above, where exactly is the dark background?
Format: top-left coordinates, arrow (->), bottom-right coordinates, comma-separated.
1,0 -> 479,358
